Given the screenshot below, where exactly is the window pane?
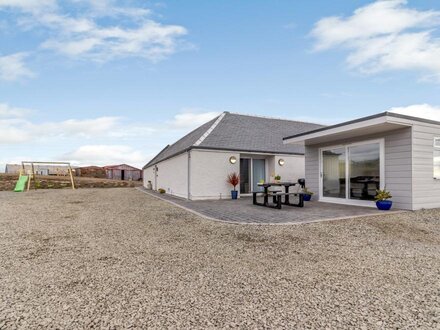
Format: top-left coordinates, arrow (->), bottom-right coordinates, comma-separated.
349,143 -> 380,200
434,149 -> 440,179
252,159 -> 266,192
322,148 -> 346,198
240,159 -> 251,193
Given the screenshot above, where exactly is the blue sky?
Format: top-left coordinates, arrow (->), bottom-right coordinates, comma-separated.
1,0 -> 440,170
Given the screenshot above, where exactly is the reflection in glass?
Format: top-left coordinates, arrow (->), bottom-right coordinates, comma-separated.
322,148 -> 346,198
252,159 -> 266,192
240,159 -> 251,194
349,143 -> 380,200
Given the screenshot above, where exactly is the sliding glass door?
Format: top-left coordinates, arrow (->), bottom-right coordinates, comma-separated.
240,158 -> 251,194
322,148 -> 346,199
239,158 -> 266,194
320,140 -> 383,205
348,143 -> 380,201
252,159 -> 266,192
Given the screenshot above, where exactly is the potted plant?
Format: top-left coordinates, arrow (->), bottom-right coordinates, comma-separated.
374,188 -> 392,210
302,187 -> 314,201
274,175 -> 281,183
227,172 -> 240,199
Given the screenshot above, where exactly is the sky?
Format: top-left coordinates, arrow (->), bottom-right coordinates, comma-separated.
1,0 -> 440,170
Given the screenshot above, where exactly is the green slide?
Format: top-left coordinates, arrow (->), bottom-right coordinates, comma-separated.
14,175 -> 28,192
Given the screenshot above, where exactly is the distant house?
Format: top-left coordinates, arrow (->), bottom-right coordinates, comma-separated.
75,166 -> 107,178
143,112 -> 324,200
5,164 -> 71,176
104,164 -> 142,181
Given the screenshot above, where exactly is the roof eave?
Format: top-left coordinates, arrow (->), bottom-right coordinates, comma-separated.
142,146 -> 305,170
283,112 -> 428,145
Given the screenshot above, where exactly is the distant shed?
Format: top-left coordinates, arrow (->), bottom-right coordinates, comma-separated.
104,164 -> 142,181
76,166 -> 106,178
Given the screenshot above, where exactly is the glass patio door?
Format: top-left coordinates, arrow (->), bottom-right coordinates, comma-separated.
348,143 -> 380,201
240,158 -> 251,194
322,148 -> 346,199
252,159 -> 266,192
320,140 -> 383,204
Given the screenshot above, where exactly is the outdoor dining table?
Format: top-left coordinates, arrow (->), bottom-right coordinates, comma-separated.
257,181 -> 302,206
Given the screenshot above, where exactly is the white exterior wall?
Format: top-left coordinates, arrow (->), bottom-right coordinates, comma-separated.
143,167 -> 155,189
144,149 -> 306,201
143,152 -> 189,199
412,123 -> 440,210
190,150 -> 305,200
189,149 -> 240,200
305,127 -> 413,209
273,155 -> 305,182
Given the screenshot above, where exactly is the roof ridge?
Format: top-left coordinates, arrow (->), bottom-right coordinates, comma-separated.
228,112 -> 324,126
193,112 -> 227,146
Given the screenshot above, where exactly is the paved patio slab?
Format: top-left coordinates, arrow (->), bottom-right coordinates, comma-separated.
138,188 -> 404,224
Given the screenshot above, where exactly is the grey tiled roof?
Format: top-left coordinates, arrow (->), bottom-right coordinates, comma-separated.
143,117 -> 219,168
143,112 -> 324,168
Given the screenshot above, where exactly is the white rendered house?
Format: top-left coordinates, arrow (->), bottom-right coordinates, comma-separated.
143,112 -> 323,200
283,112 -> 440,210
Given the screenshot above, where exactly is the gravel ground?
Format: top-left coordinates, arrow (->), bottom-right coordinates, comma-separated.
0,188 -> 439,329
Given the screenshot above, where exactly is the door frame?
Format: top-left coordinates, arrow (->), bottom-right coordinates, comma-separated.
318,138 -> 385,207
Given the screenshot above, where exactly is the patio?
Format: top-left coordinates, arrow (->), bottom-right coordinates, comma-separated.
138,188 -> 403,224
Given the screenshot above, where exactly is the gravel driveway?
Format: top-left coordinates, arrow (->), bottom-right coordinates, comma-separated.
0,188 -> 439,329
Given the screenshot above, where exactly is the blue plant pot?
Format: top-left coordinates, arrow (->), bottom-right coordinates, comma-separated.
231,190 -> 238,200
303,194 -> 312,201
376,200 -> 392,210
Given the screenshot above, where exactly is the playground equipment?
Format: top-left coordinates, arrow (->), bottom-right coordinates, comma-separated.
14,173 -> 29,192
14,161 -> 75,192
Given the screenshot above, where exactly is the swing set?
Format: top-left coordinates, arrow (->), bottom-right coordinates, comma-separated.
15,161 -> 76,192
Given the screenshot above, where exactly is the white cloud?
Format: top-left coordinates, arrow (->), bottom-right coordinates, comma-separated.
0,104 -> 221,146
64,144 -> 147,167
41,20 -> 187,62
0,104 -> 222,168
389,103 -> 440,121
2,1 -> 188,63
0,103 -> 32,117
168,109 -> 221,129
0,53 -> 34,81
0,115 -> 122,144
311,0 -> 440,80
0,103 -> 154,144
0,0 -> 56,12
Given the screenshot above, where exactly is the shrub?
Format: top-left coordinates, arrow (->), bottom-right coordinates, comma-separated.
158,188 -> 166,194
303,187 -> 314,195
226,172 -> 240,191
274,175 -> 281,181
374,188 -> 392,201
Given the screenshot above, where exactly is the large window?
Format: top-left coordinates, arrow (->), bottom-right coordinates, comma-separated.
348,143 -> 380,200
321,140 -> 383,204
434,138 -> 440,179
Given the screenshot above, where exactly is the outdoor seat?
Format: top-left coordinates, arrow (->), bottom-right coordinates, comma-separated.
273,191 -> 305,208
252,190 -> 281,209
